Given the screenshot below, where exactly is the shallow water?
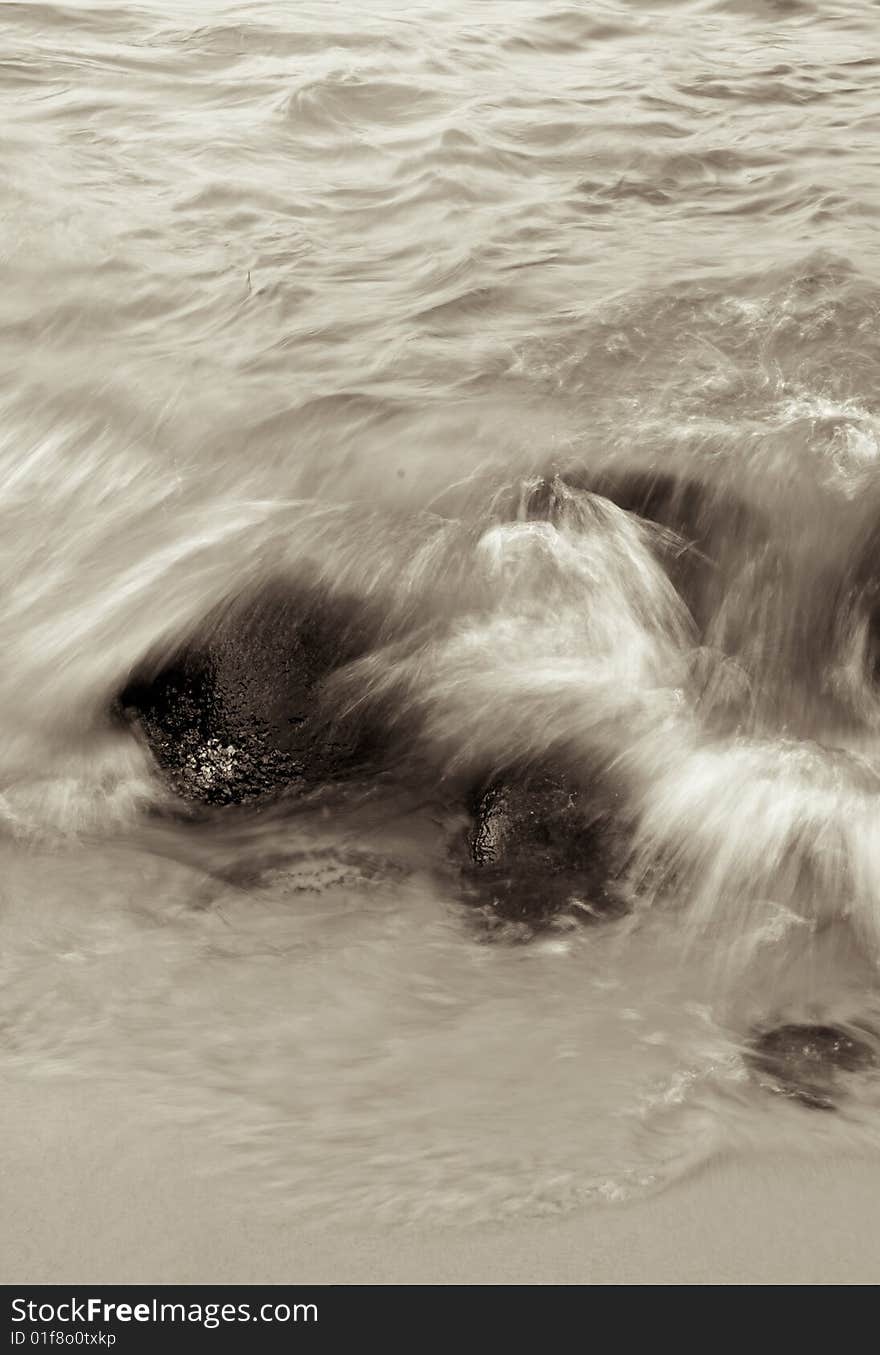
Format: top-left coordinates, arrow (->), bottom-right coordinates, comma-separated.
4,0 -> 880,1231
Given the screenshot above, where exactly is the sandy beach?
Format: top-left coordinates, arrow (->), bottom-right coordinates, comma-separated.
3,1074 -> 878,1286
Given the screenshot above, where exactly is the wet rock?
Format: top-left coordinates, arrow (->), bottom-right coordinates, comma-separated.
546,466 -> 755,551
523,469 -> 767,641
119,588 -> 377,806
746,1023 -> 877,1110
838,517 -> 880,688
463,773 -> 629,935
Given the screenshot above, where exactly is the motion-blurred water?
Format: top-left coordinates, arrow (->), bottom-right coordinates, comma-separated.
3,0 -> 880,1228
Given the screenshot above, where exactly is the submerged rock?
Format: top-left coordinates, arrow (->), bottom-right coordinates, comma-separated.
463,774 -> 629,935
522,469 -> 768,642
119,589 -> 377,806
747,1023 -> 877,1110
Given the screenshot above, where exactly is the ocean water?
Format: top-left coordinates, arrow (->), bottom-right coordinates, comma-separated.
3,0 -> 880,1233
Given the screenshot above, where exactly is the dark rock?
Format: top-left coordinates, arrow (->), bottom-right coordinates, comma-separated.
462,773 -> 630,935
521,469 -> 769,642
538,466 -> 755,551
746,1023 -> 877,1110
118,587 -> 378,806
836,516 -> 880,688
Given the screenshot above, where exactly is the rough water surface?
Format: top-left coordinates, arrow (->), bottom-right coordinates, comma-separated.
4,0 -> 880,1229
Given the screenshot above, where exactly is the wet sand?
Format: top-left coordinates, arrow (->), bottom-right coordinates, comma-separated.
3,1074 -> 878,1285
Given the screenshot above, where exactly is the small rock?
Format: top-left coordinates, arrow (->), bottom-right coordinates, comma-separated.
463,773 -> 629,934
747,1023 -> 877,1110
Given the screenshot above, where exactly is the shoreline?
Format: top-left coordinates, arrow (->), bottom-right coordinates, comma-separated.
4,1078 -> 879,1285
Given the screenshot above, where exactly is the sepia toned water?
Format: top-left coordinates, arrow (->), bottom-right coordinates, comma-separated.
3,0 -> 880,1236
